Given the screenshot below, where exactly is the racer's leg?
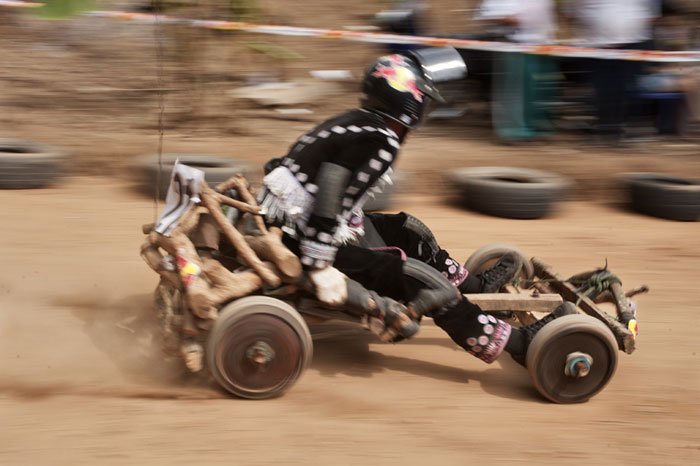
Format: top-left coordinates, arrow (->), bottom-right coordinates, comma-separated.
345,244 -> 519,362
310,236 -> 573,365
331,242 -> 413,302
366,212 -> 518,294
365,212 -> 474,289
332,243 -> 521,364
430,296 -> 578,365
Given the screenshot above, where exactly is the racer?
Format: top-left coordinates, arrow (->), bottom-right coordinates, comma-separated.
191,50 -> 575,365
253,50 -> 576,366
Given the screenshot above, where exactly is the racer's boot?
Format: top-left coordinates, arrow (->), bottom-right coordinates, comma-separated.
506,301 -> 579,366
479,253 -> 521,293
464,253 -> 520,294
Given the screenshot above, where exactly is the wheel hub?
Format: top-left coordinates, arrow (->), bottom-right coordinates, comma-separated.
245,341 -> 276,366
564,352 -> 593,378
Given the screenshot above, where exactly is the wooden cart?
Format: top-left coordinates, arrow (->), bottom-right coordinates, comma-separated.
142,171 -> 646,404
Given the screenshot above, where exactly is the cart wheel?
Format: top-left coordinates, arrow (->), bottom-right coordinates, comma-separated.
207,296 -> 313,400
526,314 -> 618,404
464,243 -> 534,283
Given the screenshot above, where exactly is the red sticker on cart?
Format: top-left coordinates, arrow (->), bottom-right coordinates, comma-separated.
177,255 -> 202,288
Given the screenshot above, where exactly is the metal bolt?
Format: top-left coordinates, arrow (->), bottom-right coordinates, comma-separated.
565,352 -> 593,378
246,341 -> 275,365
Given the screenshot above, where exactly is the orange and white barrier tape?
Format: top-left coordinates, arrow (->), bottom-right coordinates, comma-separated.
2,1 -> 700,63
0,0 -> 42,7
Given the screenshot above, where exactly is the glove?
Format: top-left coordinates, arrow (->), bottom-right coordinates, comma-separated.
308,267 -> 348,306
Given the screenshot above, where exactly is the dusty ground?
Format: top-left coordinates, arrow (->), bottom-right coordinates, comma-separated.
2,3 -> 700,465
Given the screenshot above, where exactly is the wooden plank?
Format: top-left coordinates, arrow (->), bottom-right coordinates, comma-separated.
463,293 -> 563,313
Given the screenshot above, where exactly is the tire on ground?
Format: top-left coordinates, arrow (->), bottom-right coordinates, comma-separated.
0,139 -> 66,189
526,314 -> 619,404
207,296 -> 313,400
619,172 -> 700,221
133,153 -> 253,199
448,167 -> 571,219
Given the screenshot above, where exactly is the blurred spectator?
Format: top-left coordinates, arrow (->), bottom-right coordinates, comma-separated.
638,65 -> 700,128
565,0 -> 661,145
476,0 -> 558,143
637,2 -> 700,134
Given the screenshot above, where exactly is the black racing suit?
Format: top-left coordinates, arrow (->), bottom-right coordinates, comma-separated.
259,108 -> 513,363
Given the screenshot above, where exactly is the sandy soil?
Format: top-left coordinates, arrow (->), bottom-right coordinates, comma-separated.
2,3 -> 700,465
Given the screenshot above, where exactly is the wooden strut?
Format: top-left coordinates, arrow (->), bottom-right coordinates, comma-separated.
215,175 -> 269,235
210,176 -> 301,280
200,184 -> 281,287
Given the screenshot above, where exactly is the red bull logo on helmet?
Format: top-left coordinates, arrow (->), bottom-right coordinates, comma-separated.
372,54 -> 424,103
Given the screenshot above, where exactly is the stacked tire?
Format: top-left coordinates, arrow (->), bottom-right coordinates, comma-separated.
133,153 -> 254,199
619,172 -> 700,221
0,139 -> 65,189
449,167 -> 571,219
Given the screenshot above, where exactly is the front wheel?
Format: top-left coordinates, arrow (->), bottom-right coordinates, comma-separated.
526,314 -> 619,404
207,296 -> 313,400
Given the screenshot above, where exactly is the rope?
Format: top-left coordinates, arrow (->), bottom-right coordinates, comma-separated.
518,263 -> 622,307
152,0 -> 165,222
568,267 -> 621,307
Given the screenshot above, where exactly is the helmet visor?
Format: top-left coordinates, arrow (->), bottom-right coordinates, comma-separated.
404,46 -> 468,104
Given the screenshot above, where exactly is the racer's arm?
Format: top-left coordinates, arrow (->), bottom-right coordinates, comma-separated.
300,132 -> 399,270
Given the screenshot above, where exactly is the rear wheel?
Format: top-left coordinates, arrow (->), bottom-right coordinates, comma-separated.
207,296 -> 313,399
526,314 -> 618,404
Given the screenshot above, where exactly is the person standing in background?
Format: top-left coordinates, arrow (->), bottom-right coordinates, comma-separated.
565,0 -> 661,145
476,0 -> 558,143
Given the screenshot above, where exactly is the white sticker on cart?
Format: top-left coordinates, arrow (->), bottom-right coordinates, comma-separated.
155,161 -> 205,237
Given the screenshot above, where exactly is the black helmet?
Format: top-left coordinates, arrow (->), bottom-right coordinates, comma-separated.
360,54 -> 444,128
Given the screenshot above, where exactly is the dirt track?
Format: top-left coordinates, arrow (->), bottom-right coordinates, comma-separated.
2,4 -> 700,465
2,178 -> 699,465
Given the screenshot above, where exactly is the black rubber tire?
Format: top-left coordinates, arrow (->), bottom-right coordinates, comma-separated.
133,153 -> 253,199
449,167 -> 570,219
526,314 -> 618,404
619,172 -> 700,221
463,243 -> 535,281
207,296 -> 313,400
0,139 -> 66,189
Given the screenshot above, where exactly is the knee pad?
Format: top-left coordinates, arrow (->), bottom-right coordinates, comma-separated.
403,214 -> 440,260
403,258 -> 460,316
